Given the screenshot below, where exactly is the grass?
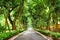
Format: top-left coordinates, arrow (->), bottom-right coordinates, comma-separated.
0,29 -> 24,40
35,29 -> 60,38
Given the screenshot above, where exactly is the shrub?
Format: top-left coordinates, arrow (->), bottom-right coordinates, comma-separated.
0,29 -> 24,40
36,29 -> 60,38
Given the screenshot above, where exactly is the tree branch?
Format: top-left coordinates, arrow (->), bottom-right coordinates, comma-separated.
9,5 -> 19,12
13,0 -> 24,22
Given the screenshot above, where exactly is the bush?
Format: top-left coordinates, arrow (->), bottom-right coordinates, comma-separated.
0,29 -> 24,40
0,24 -> 6,32
36,29 -> 60,38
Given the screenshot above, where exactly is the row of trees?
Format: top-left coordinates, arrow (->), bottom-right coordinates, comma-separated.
0,0 -> 29,31
0,0 -> 60,32
28,0 -> 60,32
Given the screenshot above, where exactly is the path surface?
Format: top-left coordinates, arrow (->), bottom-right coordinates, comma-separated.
14,30 -> 48,40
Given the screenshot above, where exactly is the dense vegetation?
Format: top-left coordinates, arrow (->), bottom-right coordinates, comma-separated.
0,0 -> 60,40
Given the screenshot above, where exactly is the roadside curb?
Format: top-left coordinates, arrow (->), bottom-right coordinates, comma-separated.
8,30 -> 26,40
34,30 -> 53,40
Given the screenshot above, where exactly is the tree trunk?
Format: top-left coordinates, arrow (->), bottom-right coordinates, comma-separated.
47,13 -> 50,30
12,21 -> 16,30
13,0 -> 24,23
53,14 -> 56,24
12,0 -> 24,29
55,10 -> 58,31
7,0 -> 24,30
4,13 -> 10,31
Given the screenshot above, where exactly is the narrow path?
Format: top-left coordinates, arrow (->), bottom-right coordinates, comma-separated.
14,30 -> 48,40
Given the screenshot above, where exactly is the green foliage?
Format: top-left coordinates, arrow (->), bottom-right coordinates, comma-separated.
36,29 -> 60,38
0,0 -> 60,39
0,24 -> 6,32
0,30 -> 24,40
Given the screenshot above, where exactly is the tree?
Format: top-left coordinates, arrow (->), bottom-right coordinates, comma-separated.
0,0 -> 25,30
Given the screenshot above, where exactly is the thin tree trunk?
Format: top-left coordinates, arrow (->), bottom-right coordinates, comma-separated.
13,0 -> 24,23
47,13 -> 50,30
55,10 -> 58,31
53,14 -> 56,24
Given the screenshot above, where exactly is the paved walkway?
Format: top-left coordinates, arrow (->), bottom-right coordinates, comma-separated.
14,30 -> 48,40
